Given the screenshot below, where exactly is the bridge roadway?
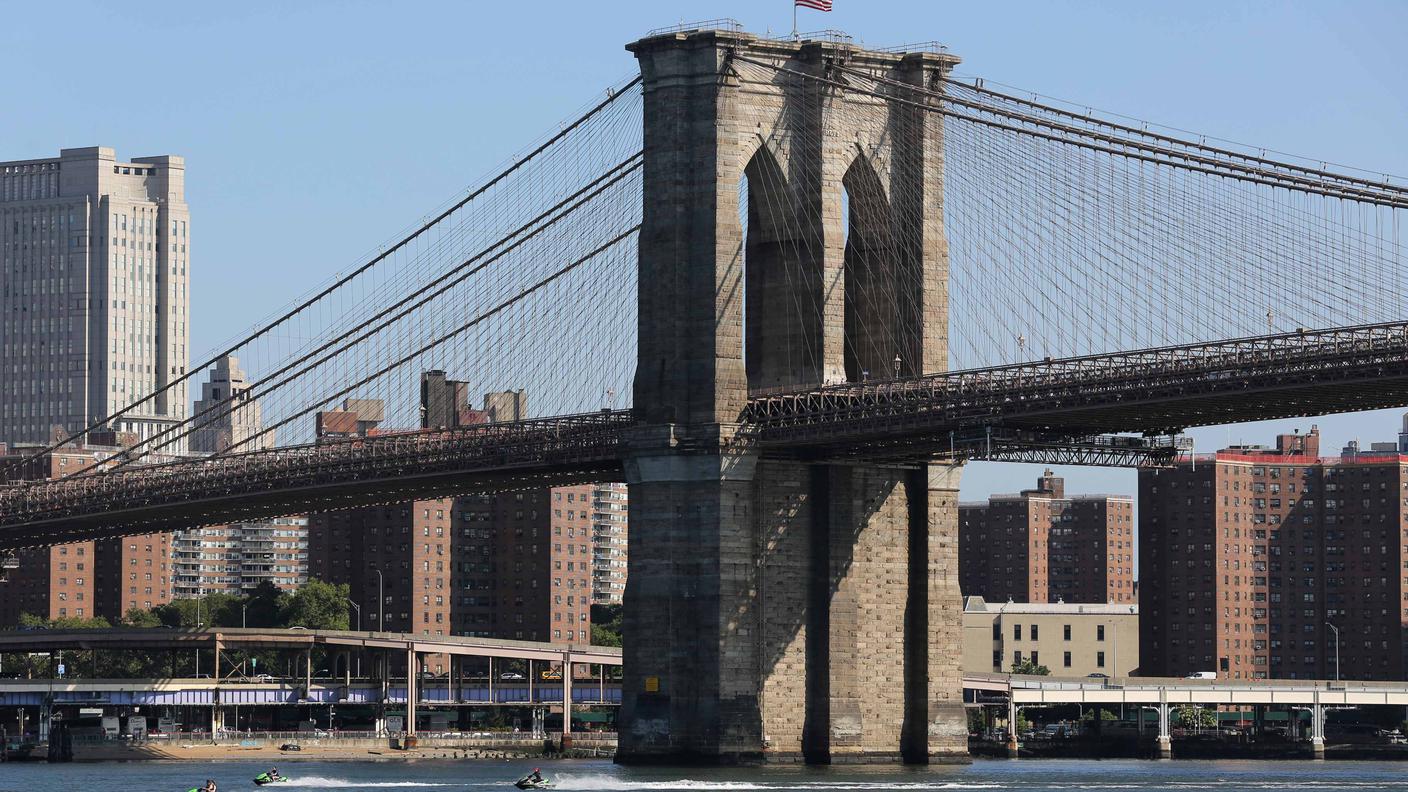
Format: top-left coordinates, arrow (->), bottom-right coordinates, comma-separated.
4,322 -> 1408,549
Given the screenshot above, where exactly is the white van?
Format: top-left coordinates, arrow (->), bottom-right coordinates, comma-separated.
1184,671 -> 1217,680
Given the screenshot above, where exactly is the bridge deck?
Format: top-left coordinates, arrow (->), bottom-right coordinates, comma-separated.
749,321 -> 1408,458
3,323 -> 1408,549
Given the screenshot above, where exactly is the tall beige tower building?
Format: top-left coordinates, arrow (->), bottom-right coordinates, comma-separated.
0,147 -> 191,449
191,354 -> 269,453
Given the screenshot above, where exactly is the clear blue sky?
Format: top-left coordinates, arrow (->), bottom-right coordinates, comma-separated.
4,0 -> 1406,501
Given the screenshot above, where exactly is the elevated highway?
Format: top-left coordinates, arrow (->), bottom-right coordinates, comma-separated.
964,672 -> 1408,757
0,628 -> 620,737
0,627 -> 621,667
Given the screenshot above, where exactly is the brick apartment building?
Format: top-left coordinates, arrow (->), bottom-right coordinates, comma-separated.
1140,425 -> 1408,681
308,377 -> 612,660
0,443 -> 175,625
453,485 -> 594,643
960,470 -> 1135,604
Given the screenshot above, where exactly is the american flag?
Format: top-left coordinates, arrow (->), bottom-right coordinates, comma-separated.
796,0 -> 832,10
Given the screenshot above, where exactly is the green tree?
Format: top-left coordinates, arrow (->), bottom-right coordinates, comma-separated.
278,579 -> 351,630
121,607 -> 162,628
1010,658 -> 1050,676
590,603 -> 622,647
243,581 -> 284,627
152,598 -> 200,627
1016,711 -> 1031,733
1175,704 -> 1216,730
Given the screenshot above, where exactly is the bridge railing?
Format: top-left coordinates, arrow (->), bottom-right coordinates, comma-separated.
744,321 -> 1408,440
0,410 -> 634,539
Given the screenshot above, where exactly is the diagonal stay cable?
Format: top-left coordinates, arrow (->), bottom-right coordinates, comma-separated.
942,77 -> 1407,191
97,156 -> 644,475
2,76 -> 643,478
732,54 -> 1408,210
203,225 -> 642,464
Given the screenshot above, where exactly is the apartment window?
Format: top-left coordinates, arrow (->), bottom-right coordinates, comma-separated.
1013,624 -> 1022,641
1013,651 -> 1022,666
1097,624 -> 1106,641
1097,651 -> 1106,668
992,623 -> 1000,640
1063,651 -> 1072,668
992,650 -> 1001,669
1063,624 -> 1071,641
1031,624 -> 1039,641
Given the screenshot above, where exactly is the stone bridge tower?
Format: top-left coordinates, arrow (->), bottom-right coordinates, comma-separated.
620,28 -> 967,764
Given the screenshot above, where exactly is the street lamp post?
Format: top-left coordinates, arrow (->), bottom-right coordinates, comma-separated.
1325,621 -> 1340,682
195,588 -> 204,678
242,603 -> 248,628
346,599 -> 361,629
375,569 -> 384,632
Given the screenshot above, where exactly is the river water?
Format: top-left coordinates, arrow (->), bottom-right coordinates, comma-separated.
0,759 -> 1404,791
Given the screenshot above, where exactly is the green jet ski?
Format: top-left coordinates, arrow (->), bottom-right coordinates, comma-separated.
253,772 -> 290,785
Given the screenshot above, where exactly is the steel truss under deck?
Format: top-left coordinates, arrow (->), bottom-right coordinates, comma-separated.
3,322 -> 1408,549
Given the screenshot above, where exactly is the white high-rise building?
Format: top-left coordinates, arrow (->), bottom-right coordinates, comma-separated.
591,482 -> 628,604
0,147 -> 191,449
173,516 -> 309,598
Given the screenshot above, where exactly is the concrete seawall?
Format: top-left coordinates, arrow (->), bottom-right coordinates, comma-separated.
51,735 -> 617,762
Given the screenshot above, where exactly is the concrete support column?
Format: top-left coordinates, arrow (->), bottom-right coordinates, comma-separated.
1156,698 -> 1172,759
563,653 -> 573,738
1005,698 -> 1019,758
1310,693 -> 1325,759
405,647 -> 417,737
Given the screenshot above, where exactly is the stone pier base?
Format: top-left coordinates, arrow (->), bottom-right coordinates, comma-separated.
617,446 -> 966,765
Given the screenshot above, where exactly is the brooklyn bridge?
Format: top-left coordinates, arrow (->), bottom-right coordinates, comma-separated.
2,23 -> 1406,764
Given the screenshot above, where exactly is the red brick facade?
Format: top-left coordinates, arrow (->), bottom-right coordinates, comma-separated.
960,471 -> 1134,605
1141,427 -> 1408,681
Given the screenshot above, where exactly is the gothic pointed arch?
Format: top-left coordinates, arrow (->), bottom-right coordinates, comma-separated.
739,141 -> 821,392
841,153 -> 901,383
